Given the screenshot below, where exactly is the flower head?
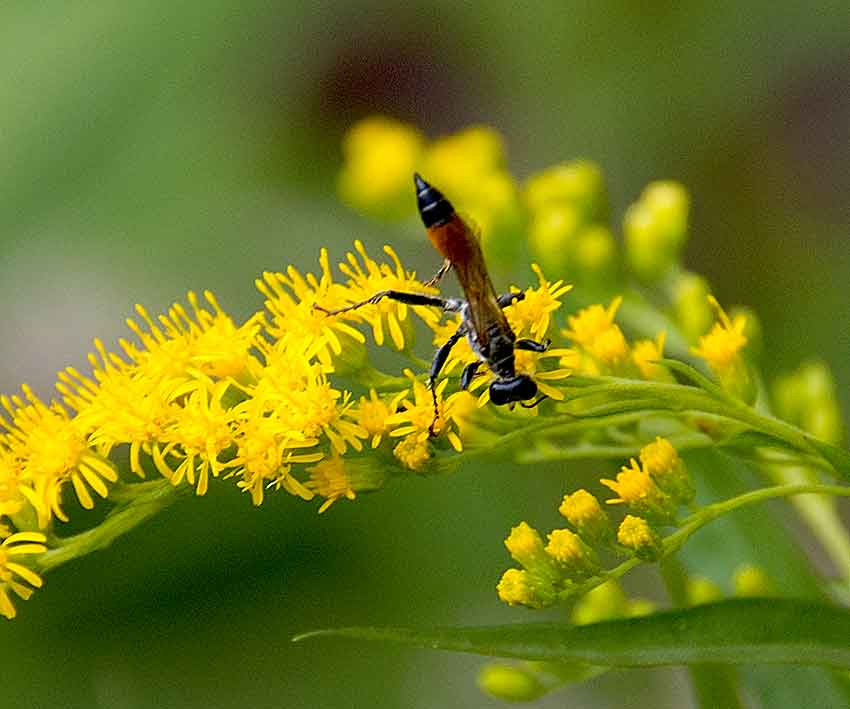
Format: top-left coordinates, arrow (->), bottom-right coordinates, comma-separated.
691,296 -> 747,373
558,489 -> 611,543
1,386 -> 117,525
617,515 -> 663,561
336,241 -> 440,350
600,458 -> 676,522
505,264 -> 572,342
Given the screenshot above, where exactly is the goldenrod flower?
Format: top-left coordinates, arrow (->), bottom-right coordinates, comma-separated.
422,126 -> 505,199
392,434 -> 431,472
691,296 -> 754,402
504,522 -> 561,585
386,371 -> 463,452
353,388 -> 407,449
305,456 -> 356,513
558,489 -> 611,543
505,264 -> 572,342
305,455 -> 387,513
251,344 -> 367,455
121,291 -> 262,383
0,443 -> 26,519
632,332 -> 673,382
691,296 -> 747,372
600,458 -> 676,522
152,382 -> 233,495
733,563 -> 773,597
0,531 -> 47,619
562,297 -> 622,348
497,568 -> 537,608
226,400 -> 322,505
58,343 -> 184,479
1,386 -> 117,525
545,528 -> 598,576
336,241 -> 440,351
258,248 -> 365,367
617,515 -> 663,561
639,437 -> 694,505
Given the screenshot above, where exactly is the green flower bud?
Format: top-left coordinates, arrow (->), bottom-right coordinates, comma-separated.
670,272 -> 714,342
477,664 -> 546,702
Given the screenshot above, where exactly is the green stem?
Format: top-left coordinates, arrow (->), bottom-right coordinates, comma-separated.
38,480 -> 180,573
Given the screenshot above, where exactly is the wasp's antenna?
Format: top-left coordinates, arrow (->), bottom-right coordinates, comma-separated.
414,173 -> 455,228
520,395 -> 548,409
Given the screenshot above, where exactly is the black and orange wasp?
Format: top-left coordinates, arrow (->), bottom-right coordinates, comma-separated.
315,174 -> 550,434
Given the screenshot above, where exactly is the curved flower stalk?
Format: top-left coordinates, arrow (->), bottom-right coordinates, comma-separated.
0,113 -> 846,684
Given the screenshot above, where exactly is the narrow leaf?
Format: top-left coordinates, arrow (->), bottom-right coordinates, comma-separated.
295,598 -> 850,669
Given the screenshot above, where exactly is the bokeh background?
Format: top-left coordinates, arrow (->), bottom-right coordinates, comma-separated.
1,2 -> 848,707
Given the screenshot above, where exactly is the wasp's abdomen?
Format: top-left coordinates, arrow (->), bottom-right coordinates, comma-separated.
414,173 -> 455,228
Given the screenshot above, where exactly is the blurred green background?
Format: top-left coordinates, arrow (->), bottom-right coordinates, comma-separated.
1,2 -> 848,707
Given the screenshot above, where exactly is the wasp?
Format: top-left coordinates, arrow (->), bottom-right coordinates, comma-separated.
315,173 -> 550,434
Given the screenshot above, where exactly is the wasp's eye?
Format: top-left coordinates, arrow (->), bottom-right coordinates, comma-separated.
489,375 -> 537,406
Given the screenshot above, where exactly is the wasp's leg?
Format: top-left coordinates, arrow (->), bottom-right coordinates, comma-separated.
515,337 -> 551,353
423,258 -> 451,288
497,291 -> 526,309
459,361 -> 482,391
427,327 -> 464,436
313,289 -> 448,317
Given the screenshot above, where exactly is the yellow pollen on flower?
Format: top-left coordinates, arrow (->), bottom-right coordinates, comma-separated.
640,437 -> 679,477
559,489 -> 604,527
545,528 -> 583,563
354,388 -> 407,448
600,459 -> 656,505
691,296 -> 747,372
563,297 -> 623,347
0,531 -> 47,620
617,515 -> 661,559
392,434 -> 431,472
497,568 -> 535,607
305,456 -> 356,513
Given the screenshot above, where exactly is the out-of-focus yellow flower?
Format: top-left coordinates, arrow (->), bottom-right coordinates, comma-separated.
624,180 -> 689,282
773,360 -> 844,445
0,531 -> 47,619
338,116 -> 424,219
691,296 -> 754,402
305,456 -> 356,513
670,272 -> 714,343
632,332 -> 673,382
392,434 -> 431,472
523,160 -> 606,220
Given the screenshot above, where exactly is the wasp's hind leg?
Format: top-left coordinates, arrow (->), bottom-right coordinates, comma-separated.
313,289 -> 448,317
427,327 -> 464,437
423,258 -> 451,288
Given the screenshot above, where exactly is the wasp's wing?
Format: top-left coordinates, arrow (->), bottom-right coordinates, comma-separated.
449,217 -> 512,353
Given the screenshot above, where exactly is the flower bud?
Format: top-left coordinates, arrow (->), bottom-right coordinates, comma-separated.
733,564 -> 773,597
670,272 -> 714,343
478,664 -> 546,701
524,160 -> 607,221
617,515 -> 663,561
559,489 -> 611,543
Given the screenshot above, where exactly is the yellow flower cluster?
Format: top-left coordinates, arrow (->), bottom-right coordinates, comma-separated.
498,437 -> 692,609
561,297 -> 672,380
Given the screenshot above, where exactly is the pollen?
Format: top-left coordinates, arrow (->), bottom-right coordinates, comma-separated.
545,528 -> 583,563
392,434 -> 431,472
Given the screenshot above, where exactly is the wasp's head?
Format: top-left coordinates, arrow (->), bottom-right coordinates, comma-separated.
488,374 -> 538,406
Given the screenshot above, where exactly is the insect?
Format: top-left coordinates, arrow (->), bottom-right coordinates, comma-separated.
315,173 -> 550,434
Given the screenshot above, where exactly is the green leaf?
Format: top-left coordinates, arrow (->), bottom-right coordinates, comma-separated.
295,598 -> 850,668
